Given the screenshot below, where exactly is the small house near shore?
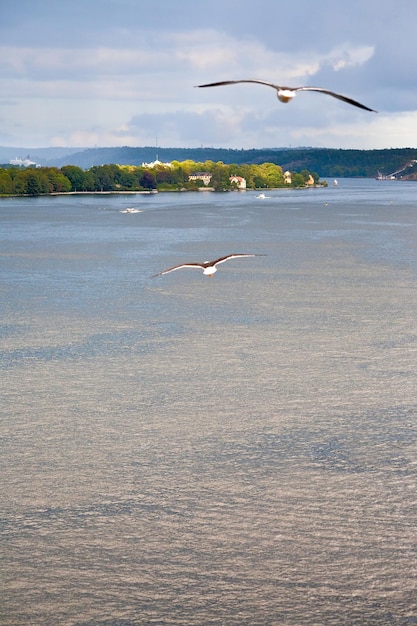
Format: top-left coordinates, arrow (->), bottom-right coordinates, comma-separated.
188,172 -> 212,186
229,175 -> 246,189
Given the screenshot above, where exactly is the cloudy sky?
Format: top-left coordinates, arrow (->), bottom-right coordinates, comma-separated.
1,0 -> 416,150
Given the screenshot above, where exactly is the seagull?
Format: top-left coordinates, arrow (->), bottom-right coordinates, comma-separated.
153,253 -> 265,277
196,79 -> 377,112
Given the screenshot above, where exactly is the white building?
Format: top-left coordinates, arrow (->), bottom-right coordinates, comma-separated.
142,157 -> 172,168
229,175 -> 246,189
9,156 -> 40,167
188,172 -> 212,186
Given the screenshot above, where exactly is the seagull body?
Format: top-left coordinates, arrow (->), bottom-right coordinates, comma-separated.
154,253 -> 264,277
196,79 -> 376,112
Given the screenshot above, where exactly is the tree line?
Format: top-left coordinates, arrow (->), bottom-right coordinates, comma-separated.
0,160 -> 321,196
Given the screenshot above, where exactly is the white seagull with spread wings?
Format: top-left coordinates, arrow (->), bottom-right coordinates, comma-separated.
196,79 -> 377,112
153,254 -> 265,277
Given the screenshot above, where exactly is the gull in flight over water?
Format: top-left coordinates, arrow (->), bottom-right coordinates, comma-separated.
153,254 -> 265,277
196,79 -> 377,112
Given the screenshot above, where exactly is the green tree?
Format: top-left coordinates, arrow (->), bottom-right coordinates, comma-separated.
300,169 -> 311,182
210,161 -> 231,191
139,170 -> 156,190
11,170 -> 27,195
61,165 -> 87,191
170,161 -> 191,185
44,168 -> 71,192
82,170 -> 96,191
89,165 -> 115,191
0,169 -> 13,194
291,172 -> 306,188
118,169 -> 137,189
11,168 -> 49,195
257,162 -> 284,187
26,170 -> 43,196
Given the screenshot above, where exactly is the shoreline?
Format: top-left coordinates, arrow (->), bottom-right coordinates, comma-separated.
1,185 -> 329,199
49,190 -> 159,196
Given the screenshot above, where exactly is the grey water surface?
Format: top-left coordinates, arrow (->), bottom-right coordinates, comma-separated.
1,180 -> 417,625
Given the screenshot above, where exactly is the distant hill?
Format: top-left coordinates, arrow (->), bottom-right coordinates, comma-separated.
0,146 -> 86,165
2,145 -> 417,178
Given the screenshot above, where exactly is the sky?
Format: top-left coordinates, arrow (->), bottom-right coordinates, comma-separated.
1,0 -> 416,150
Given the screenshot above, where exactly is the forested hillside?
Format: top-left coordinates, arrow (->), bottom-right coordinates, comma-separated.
2,146 -> 417,179
41,146 -> 417,178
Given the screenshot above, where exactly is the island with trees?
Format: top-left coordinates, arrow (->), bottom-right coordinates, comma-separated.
0,160 -> 323,196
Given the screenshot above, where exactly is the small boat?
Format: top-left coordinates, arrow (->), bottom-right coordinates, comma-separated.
333,179 -> 338,187
120,208 -> 142,214
257,193 -> 266,199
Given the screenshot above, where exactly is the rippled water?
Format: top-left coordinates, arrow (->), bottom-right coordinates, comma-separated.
1,180 -> 417,625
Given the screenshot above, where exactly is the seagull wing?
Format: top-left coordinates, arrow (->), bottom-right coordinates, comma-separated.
196,79 -> 281,90
210,253 -> 263,267
294,86 -> 377,112
196,80 -> 376,112
153,263 -> 204,276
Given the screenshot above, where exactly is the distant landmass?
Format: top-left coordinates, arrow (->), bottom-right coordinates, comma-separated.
0,146 -> 85,164
1,145 -> 417,179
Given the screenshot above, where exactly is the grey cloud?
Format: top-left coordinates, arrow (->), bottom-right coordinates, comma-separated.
128,110 -> 245,146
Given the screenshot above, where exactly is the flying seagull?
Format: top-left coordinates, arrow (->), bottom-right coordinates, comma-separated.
153,254 -> 265,277
196,79 -> 377,112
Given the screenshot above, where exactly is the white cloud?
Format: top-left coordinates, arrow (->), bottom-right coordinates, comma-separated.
329,45 -> 375,71
175,32 -> 375,83
0,45 -> 174,78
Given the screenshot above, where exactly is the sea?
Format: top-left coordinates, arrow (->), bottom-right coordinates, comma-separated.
1,179 -> 417,626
